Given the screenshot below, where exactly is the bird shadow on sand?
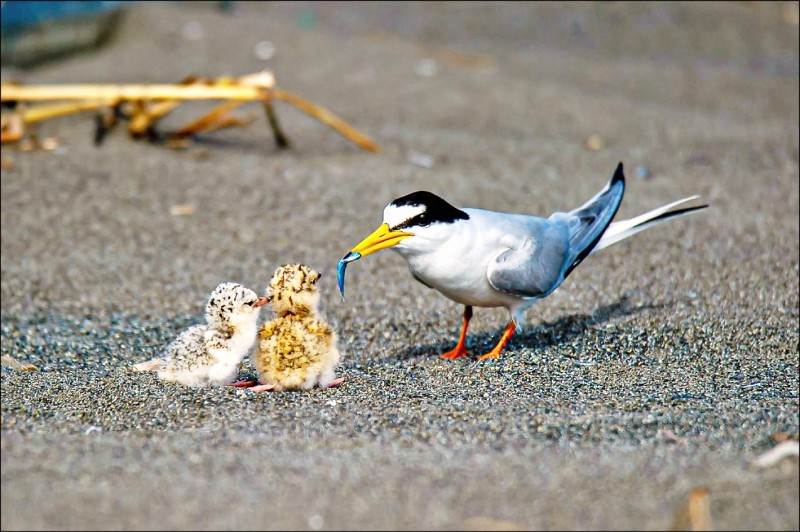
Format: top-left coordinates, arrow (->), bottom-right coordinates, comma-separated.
387,294 -> 672,363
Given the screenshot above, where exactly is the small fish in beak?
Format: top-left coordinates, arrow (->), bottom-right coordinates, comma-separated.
337,251 -> 361,301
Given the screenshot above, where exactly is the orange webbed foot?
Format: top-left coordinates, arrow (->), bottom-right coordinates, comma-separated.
476,350 -> 503,361
476,321 -> 516,361
441,306 -> 472,360
440,346 -> 469,360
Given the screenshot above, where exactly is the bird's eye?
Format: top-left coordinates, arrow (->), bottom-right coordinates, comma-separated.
246,299 -> 256,306
266,295 -> 273,303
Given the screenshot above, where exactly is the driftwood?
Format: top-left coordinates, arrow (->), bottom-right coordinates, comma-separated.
0,70 -> 380,152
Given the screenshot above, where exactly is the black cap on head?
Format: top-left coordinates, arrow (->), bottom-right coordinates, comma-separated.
388,191 -> 470,230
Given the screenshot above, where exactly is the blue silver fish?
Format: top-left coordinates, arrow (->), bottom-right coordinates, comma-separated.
337,251 -> 361,301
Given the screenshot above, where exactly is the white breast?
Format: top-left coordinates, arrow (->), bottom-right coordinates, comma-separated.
394,209 -> 531,309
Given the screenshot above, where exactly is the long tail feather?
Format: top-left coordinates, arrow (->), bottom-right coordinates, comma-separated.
591,196 -> 708,254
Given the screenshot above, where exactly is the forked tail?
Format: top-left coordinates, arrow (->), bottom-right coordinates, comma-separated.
591,196 -> 709,254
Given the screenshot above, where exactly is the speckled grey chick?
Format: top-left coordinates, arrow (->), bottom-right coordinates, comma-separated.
250,264 -> 344,392
133,282 -> 268,387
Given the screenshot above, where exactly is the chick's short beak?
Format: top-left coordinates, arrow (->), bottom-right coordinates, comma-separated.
349,223 -> 413,257
254,297 -> 269,308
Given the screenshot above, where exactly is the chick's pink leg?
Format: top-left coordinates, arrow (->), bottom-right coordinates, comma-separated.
326,377 -> 345,388
250,383 -> 276,392
227,380 -> 257,388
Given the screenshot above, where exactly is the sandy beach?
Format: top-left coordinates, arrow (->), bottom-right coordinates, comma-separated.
1,2 -> 798,530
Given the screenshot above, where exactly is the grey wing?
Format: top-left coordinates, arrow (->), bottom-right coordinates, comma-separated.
487,220 -> 570,298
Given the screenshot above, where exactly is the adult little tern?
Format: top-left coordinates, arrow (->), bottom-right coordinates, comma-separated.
338,162 -> 707,360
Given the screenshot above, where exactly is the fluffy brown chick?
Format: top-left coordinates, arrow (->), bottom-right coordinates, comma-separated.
251,263 -> 343,391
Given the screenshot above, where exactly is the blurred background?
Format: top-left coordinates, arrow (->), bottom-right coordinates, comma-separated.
2,1 -> 797,151
2,1 -> 798,74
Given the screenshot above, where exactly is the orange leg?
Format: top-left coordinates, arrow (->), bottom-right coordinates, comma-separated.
441,306 -> 472,359
477,320 -> 517,361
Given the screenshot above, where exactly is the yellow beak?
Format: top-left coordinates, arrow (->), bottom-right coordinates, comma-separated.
350,223 -> 413,257
337,223 -> 413,301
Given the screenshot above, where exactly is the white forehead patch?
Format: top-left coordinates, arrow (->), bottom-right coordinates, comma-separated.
383,204 -> 425,228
